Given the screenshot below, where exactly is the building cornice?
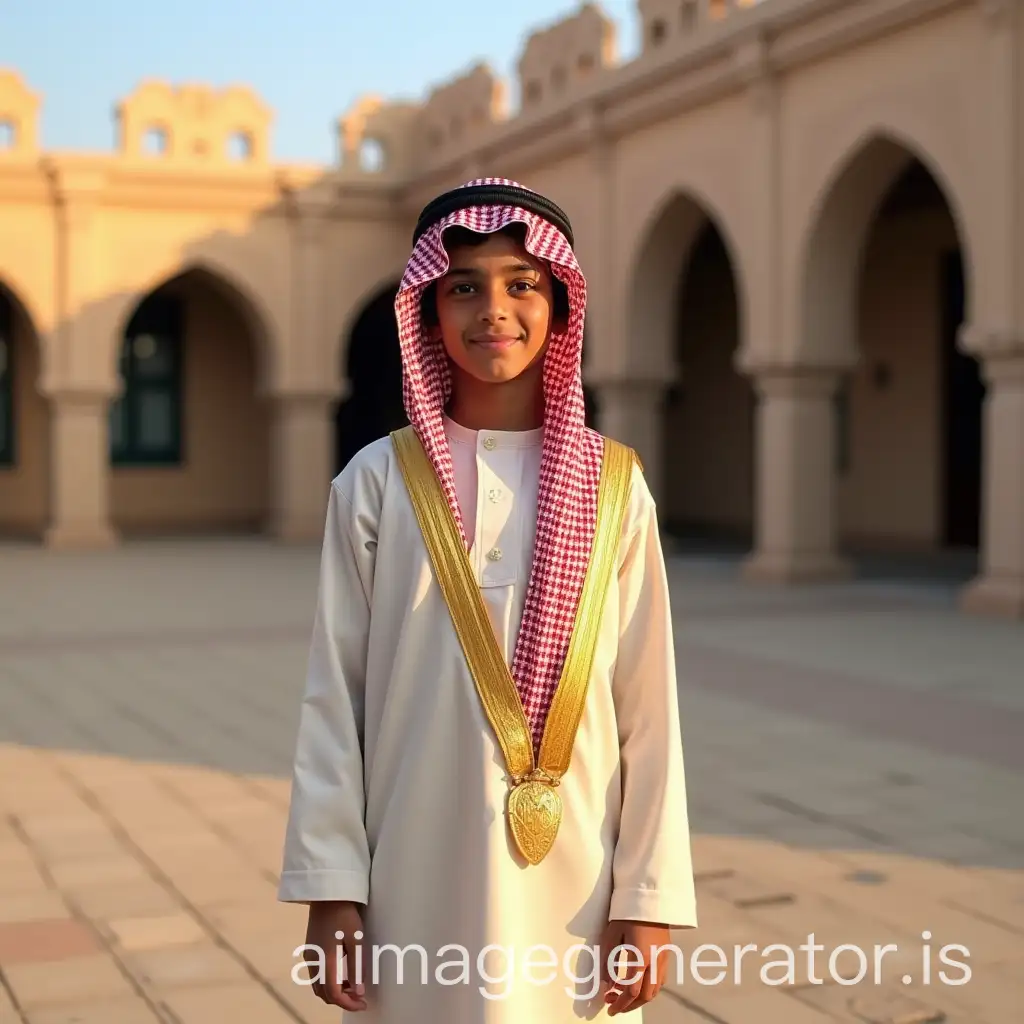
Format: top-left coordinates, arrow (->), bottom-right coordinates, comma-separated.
0,152 -> 409,222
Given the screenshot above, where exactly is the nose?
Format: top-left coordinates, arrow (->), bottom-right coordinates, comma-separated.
478,280 -> 509,324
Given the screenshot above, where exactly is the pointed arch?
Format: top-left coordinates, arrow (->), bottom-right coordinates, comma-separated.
799,125 -> 981,556
115,258 -> 278,392
626,186 -> 749,374
798,126 -> 976,366
109,262 -> 273,536
623,187 -> 753,545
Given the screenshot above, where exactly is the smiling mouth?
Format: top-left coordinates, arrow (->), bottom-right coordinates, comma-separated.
470,336 -> 521,349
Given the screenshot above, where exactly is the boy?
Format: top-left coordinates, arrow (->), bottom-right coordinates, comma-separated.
278,178 -> 696,1021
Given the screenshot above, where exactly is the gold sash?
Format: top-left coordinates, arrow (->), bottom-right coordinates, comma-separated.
391,425 -> 637,865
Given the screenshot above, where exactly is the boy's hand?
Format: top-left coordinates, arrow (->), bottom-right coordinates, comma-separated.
599,918 -> 674,1016
303,900 -> 368,1011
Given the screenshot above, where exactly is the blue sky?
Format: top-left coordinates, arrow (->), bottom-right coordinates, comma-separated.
1,0 -> 641,163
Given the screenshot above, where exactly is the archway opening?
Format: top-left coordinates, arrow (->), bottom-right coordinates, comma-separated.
654,205 -> 752,548
0,282 -> 48,540
827,149 -> 981,568
335,282 -> 405,475
109,267 -> 271,536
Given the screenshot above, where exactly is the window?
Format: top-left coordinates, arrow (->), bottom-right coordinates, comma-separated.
142,125 -> 168,156
0,293 -> 12,466
111,292 -> 183,465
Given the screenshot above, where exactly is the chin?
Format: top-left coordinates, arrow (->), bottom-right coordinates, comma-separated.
466,357 -> 530,384
470,367 -> 523,385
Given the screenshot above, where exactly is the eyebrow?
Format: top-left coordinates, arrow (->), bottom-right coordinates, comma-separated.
446,261 -> 539,276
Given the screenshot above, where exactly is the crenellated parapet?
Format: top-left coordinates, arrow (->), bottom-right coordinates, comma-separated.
337,95 -> 421,178
637,0 -> 759,51
0,69 -> 40,159
418,63 -> 507,156
1,0 -> 770,181
517,4 -> 618,110
114,80 -> 273,166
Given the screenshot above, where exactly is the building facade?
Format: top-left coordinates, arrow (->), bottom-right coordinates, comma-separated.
1,0 -> 1022,618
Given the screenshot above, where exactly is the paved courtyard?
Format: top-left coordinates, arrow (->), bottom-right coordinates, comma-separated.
0,537 -> 1021,1023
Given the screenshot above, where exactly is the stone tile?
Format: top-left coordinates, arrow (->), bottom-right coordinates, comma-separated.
126,832 -> 226,861
937,961 -> 1024,1023
249,778 -> 291,808
16,814 -> 110,842
0,790 -> 89,820
0,859 -> 50,896
0,982 -> 19,1021
791,977 -> 977,1023
731,890 -> 929,981
681,987 -> 839,1023
268,976 -> 358,1023
155,982 -> 296,1024
0,918 -> 100,965
696,867 -> 802,910
5,952 -> 136,1010
198,900 -> 308,937
0,838 -> 36,868
223,929 -> 313,982
797,883 -> 1022,966
30,831 -> 127,865
63,881 -> 181,922
945,886 -> 1024,934
103,912 -> 207,952
146,838 -> 253,874
636,991 -> 716,1023
25,995 -> 164,1024
122,942 -> 252,991
164,866 -> 275,909
47,856 -> 150,890
0,891 -> 70,925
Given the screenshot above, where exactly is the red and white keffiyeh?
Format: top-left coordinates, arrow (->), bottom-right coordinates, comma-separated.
395,178 -> 603,749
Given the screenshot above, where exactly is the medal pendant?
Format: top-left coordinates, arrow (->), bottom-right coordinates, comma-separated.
507,778 -> 562,865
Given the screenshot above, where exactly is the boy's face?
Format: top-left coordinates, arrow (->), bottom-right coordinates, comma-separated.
432,232 -> 557,385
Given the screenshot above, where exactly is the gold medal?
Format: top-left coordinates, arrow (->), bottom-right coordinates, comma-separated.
508,774 -> 563,864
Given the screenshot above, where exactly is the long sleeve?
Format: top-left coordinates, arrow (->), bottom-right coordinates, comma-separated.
607,476 -> 697,929
277,481 -> 374,905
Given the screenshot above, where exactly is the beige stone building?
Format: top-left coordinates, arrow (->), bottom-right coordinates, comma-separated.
0,0 -> 1022,619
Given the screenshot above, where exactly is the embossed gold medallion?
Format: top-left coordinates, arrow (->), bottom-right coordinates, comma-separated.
508,777 -> 563,865
392,426 -> 636,865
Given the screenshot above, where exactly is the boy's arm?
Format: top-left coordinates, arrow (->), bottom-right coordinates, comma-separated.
278,481 -> 374,906
608,468 -> 697,929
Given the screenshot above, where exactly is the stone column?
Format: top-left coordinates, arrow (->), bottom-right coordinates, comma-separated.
741,364 -> 851,583
959,330 -> 1024,618
592,378 -> 669,506
268,390 -> 341,542
44,386 -> 117,549
41,164 -> 118,550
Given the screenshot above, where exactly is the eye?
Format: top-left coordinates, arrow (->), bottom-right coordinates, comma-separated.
510,280 -> 537,294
